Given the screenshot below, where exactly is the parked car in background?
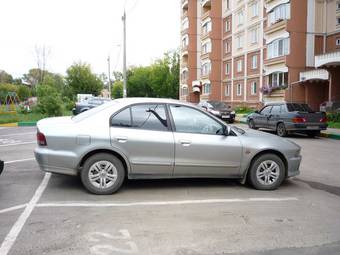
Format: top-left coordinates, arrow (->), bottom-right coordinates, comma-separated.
72,97 -> 111,115
198,100 -> 235,123
247,102 -> 327,137
0,160 -> 4,175
35,98 -> 301,195
320,101 -> 340,112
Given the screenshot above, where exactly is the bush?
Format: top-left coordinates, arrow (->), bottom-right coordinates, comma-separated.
17,85 -> 31,101
63,97 -> 75,111
327,112 -> 340,122
37,85 -> 63,117
235,106 -> 254,114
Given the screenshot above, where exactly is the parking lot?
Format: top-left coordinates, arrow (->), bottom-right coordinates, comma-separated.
1,125 -> 340,255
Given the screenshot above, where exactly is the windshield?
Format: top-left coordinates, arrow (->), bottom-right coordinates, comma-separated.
208,101 -> 229,108
287,103 -> 313,113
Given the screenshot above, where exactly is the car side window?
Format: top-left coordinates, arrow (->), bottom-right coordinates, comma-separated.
280,105 -> 287,113
170,105 -> 224,135
260,106 -> 272,115
131,104 -> 168,131
271,105 -> 281,114
111,108 -> 132,127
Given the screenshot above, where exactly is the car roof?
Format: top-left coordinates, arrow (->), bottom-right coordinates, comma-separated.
111,97 -> 195,106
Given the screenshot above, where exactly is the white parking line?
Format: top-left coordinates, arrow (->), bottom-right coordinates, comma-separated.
0,204 -> 27,214
4,158 -> 35,164
36,197 -> 298,208
0,142 -> 35,147
0,132 -> 35,137
0,173 -> 51,255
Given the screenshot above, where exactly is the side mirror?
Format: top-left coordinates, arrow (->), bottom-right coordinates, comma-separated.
254,110 -> 259,114
223,125 -> 231,136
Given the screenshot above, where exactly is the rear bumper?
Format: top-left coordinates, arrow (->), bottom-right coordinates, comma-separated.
287,155 -> 302,177
34,147 -> 78,176
285,123 -> 327,131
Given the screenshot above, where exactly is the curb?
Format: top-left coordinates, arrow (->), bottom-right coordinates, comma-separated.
0,123 -> 18,127
18,121 -> 37,127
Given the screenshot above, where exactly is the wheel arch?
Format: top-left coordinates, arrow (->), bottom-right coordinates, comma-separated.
241,149 -> 288,184
78,149 -> 130,176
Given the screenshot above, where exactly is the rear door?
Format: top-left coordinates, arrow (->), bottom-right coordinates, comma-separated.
110,104 -> 174,176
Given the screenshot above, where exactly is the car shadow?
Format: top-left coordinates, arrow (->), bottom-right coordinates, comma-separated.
258,129 -> 322,139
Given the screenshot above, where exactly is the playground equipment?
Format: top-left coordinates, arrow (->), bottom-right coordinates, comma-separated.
0,92 -> 20,115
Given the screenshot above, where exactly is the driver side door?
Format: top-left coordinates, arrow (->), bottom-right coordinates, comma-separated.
169,105 -> 242,177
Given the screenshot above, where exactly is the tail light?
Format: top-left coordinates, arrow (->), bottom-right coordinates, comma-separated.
292,117 -> 306,123
37,131 -> 47,146
320,117 -> 327,123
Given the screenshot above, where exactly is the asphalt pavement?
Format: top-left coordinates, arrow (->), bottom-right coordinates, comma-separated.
0,126 -> 340,255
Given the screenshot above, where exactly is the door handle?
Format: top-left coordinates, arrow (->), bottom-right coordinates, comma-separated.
180,140 -> 191,147
115,136 -> 128,143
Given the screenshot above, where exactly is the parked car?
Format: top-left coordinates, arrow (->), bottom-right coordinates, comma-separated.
320,101 -> 340,113
35,98 -> 301,195
0,160 -> 4,175
198,100 -> 235,123
247,102 -> 327,137
72,97 -> 111,115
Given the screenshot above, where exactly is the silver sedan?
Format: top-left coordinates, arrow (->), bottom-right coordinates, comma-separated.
34,98 -> 301,195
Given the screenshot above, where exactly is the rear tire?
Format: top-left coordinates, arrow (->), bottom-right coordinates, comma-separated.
248,154 -> 285,190
276,123 -> 287,137
81,153 -> 125,195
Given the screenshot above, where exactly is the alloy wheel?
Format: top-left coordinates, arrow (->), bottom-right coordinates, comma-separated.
88,160 -> 118,189
256,160 -> 280,185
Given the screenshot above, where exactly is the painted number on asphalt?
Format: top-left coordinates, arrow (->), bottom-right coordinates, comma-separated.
0,138 -> 22,145
86,230 -> 138,255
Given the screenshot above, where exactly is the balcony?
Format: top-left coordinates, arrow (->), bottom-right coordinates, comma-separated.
300,69 -> 329,82
264,20 -> 287,35
315,51 -> 340,68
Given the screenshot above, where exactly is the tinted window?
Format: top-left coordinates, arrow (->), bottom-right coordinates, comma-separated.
271,105 -> 281,114
111,108 -> 131,127
131,104 -> 168,131
170,105 -> 223,135
260,106 -> 272,115
287,103 -> 313,112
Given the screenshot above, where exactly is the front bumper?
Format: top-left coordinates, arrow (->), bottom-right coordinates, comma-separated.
287,155 -> 302,177
34,147 -> 78,176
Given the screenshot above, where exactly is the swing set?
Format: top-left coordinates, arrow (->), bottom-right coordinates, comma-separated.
0,92 -> 20,115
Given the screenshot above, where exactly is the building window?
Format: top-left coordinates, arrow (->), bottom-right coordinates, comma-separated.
236,34 -> 244,49
250,1 -> 259,18
225,19 -> 231,32
181,86 -> 188,96
337,17 -> 340,25
251,81 -> 257,95
251,55 -> 257,69
182,17 -> 189,30
337,1 -> 340,10
225,41 -> 231,53
182,35 -> 189,48
336,38 -> 340,46
225,0 -> 230,10
202,41 -> 212,54
203,83 -> 211,95
225,84 -> 230,96
237,83 -> 242,96
201,61 -> 211,76
268,3 -> 290,25
237,10 -> 244,26
225,63 -> 230,75
202,20 -> 212,34
237,59 -> 243,72
249,28 -> 258,44
268,72 -> 288,88
181,70 -> 188,83
267,38 -> 290,59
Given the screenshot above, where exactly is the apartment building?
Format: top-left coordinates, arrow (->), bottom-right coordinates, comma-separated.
180,0 -> 340,111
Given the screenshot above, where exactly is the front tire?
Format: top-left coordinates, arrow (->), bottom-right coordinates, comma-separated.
248,119 -> 257,129
248,154 -> 285,190
81,153 -> 125,195
276,123 -> 287,137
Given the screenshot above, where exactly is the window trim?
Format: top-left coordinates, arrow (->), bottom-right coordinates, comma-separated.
167,104 -> 227,136
110,103 -> 173,132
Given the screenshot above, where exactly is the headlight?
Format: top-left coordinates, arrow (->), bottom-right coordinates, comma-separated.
210,110 -> 221,115
231,111 -> 235,115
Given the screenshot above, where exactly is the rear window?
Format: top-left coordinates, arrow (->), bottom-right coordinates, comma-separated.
72,101 -> 117,122
287,103 -> 313,112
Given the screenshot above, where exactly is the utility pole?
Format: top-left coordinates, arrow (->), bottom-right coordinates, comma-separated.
107,56 -> 111,99
122,10 -> 127,98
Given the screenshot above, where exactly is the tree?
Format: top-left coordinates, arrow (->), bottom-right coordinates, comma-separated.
0,70 -> 13,84
66,62 -> 103,97
36,84 -> 63,116
111,81 -> 123,99
17,85 -> 31,101
23,68 -> 45,87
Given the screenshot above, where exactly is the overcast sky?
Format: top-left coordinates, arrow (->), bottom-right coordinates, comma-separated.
0,0 -> 180,78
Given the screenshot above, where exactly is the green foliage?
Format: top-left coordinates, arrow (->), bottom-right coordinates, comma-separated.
66,62 -> 103,96
126,50 -> 179,98
328,121 -> 340,129
62,97 -> 75,111
36,85 -> 63,116
0,70 -> 13,84
327,112 -> 340,123
235,106 -> 254,114
0,83 -> 18,102
112,81 -> 123,99
17,85 -> 31,101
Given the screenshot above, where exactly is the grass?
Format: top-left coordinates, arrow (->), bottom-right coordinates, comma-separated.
328,121 -> 340,129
